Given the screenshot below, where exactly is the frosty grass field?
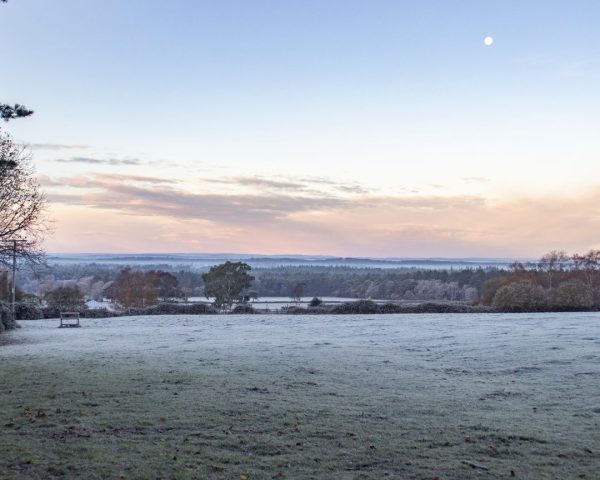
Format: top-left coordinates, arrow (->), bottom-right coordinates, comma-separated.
1,313 -> 599,479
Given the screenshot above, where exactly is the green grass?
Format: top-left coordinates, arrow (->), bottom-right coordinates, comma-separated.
1,358 -> 596,480
1,315 -> 599,479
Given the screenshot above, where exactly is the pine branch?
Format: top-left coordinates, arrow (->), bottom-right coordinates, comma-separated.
0,104 -> 34,121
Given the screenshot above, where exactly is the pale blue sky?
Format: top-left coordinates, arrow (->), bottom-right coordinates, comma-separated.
1,1 -> 599,254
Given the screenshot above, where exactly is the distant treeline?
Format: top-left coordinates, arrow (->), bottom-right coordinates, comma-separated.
251,267 -> 499,301
481,250 -> 600,311
10,249 -> 600,312
14,263 -> 505,303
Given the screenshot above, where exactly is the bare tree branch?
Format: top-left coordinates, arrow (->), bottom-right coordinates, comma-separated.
0,129 -> 51,267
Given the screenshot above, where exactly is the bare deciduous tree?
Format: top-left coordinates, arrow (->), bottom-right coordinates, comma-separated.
538,250 -> 569,289
291,282 -> 305,304
572,250 -> 600,294
0,129 -> 49,265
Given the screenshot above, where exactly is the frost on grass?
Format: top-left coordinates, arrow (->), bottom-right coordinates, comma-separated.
1,313 -> 599,479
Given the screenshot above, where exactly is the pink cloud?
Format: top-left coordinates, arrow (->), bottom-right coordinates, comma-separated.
43,173 -> 600,256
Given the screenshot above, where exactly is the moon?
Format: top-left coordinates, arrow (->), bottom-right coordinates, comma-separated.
484,36 -> 494,46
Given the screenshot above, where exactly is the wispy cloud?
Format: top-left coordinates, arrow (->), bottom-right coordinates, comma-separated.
45,173 -> 348,224
203,175 -> 370,195
335,184 -> 369,194
462,176 -> 490,184
93,173 -> 177,184
38,174 -> 90,188
205,176 -> 307,191
41,173 -> 488,223
29,143 -> 89,150
55,156 -> 141,166
44,173 -> 600,256
39,173 -> 176,188
301,176 -> 370,195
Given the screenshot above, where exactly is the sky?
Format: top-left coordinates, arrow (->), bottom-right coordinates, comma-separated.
1,0 -> 600,257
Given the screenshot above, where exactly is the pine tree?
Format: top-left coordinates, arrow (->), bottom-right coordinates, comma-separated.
1,1 -> 34,121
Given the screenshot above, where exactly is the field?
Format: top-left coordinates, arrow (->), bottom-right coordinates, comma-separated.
1,313 -> 599,479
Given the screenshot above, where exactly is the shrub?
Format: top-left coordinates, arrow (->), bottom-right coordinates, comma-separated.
81,308 -> 115,318
400,302 -> 489,313
41,307 -> 61,319
480,277 -> 510,305
231,304 -> 256,314
41,303 -> 217,317
282,305 -> 307,314
492,281 -> 549,312
45,286 -> 86,312
554,279 -> 594,310
308,297 -> 323,307
378,302 -> 492,314
15,302 -> 43,320
331,300 -> 380,314
378,303 -> 404,313
0,303 -> 7,333
127,303 -> 217,315
0,301 -> 17,331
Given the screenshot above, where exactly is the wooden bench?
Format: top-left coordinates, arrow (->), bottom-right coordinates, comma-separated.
59,312 -> 81,328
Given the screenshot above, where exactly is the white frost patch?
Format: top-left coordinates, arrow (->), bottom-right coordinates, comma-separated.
2,313 -> 599,370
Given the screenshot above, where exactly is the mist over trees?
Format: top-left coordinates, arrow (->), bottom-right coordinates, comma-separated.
16,263 -> 499,304
252,267 -> 489,302
9,249 -> 600,314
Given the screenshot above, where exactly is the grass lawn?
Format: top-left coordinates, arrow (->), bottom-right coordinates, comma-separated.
1,314 -> 599,479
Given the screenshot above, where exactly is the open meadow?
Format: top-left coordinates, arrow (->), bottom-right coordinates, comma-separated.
1,313 -> 599,479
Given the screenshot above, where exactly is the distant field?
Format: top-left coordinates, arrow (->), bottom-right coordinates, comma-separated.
1,314 -> 599,479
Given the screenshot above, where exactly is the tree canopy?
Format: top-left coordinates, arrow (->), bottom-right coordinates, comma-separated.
1,2 -> 34,121
104,268 -> 184,308
202,261 -> 254,309
45,286 -> 86,312
1,104 -> 34,121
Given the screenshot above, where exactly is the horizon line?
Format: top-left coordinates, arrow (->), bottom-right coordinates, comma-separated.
46,252 -> 532,261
